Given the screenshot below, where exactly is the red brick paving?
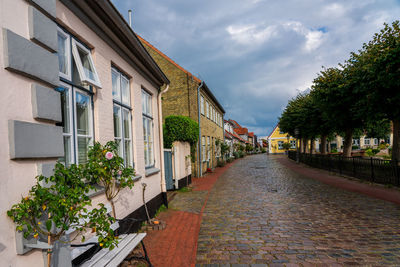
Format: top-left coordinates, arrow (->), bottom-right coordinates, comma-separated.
277,155 -> 400,205
142,160 -> 238,267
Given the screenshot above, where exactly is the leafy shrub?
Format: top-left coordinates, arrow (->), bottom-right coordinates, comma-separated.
233,152 -> 240,159
366,148 -> 381,156
86,141 -> 135,218
7,162 -> 119,261
379,143 -> 389,150
217,159 -> 226,167
352,145 -> 359,150
163,115 -> 199,149
226,157 -> 234,163
261,148 -> 266,153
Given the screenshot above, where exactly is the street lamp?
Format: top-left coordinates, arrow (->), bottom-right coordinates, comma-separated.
295,128 -> 299,164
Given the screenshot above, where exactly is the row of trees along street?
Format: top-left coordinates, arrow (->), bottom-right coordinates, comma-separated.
279,21 -> 400,161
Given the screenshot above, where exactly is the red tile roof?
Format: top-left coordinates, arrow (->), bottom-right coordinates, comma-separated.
137,34 -> 201,83
248,132 -> 254,137
234,127 -> 248,135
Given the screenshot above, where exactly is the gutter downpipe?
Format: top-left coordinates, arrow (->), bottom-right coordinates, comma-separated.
197,81 -> 204,177
158,85 -> 169,197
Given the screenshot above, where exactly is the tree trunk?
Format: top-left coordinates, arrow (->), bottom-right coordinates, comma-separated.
392,119 -> 400,162
110,199 -> 117,219
310,139 -> 315,154
320,135 -> 327,155
302,138 -> 307,153
343,128 -> 353,157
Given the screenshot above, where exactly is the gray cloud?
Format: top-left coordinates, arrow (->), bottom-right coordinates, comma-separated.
112,0 -> 400,135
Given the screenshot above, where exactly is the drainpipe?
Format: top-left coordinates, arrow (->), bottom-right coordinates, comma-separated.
197,81 -> 204,177
158,85 -> 169,196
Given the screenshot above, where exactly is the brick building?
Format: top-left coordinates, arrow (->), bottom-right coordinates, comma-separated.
138,36 -> 225,177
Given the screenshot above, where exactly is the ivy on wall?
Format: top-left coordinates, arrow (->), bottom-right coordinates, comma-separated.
163,115 -> 199,149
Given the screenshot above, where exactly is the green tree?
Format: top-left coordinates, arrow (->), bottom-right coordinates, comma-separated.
358,21 -> 400,161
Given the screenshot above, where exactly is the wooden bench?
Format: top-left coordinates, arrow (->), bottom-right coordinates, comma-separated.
68,205 -> 152,267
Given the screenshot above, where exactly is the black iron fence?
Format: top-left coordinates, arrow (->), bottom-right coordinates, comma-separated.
288,150 -> 400,186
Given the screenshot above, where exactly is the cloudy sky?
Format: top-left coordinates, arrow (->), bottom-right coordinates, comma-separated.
112,0 -> 400,136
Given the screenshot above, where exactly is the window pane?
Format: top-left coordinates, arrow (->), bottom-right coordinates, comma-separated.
142,93 -> 146,115
123,109 -> 131,138
121,76 -> 130,105
61,136 -> 72,165
124,140 -> 132,167
75,92 -> 91,135
77,46 -> 95,81
113,105 -> 121,138
77,136 -> 90,164
112,69 -> 121,101
58,33 -> 68,75
115,138 -> 123,157
59,87 -> 70,134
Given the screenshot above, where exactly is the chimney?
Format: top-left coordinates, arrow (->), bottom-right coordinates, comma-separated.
128,10 -> 132,27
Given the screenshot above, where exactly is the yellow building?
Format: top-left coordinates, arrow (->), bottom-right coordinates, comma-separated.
267,125 -> 296,154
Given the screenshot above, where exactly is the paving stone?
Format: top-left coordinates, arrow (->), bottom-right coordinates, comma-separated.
195,155 -> 400,265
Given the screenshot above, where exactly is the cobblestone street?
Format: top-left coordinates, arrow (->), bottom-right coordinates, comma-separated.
195,154 -> 400,266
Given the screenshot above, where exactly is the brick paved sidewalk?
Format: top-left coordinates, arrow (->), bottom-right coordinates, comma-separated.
142,160 -> 238,267
277,155 -> 400,206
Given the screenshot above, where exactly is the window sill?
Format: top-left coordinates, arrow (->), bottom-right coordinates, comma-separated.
145,167 -> 160,177
86,184 -> 105,198
132,174 -> 142,182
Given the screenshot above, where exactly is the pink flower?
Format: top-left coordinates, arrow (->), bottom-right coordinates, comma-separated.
117,170 -> 122,176
105,151 -> 114,160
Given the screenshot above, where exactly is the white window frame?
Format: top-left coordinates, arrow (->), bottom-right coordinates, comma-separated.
207,136 -> 210,161
59,82 -> 74,165
278,141 -> 284,150
364,138 -> 370,145
113,105 -> 133,167
142,90 -> 154,168
57,27 -> 71,81
374,138 -> 379,145
202,136 -> 206,162
206,101 -> 209,118
200,95 -> 204,115
73,88 -> 94,165
290,140 -> 296,149
71,39 -> 102,88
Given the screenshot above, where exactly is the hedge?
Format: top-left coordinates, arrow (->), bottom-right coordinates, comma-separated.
163,115 -> 199,149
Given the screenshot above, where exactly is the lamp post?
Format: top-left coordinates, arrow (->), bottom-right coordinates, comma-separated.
295,128 -> 299,164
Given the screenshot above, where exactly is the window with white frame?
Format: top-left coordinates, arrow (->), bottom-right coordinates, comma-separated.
142,90 -> 154,167
207,136 -> 210,160
57,28 -> 71,80
290,140 -> 296,149
202,136 -> 206,162
213,107 -> 215,122
112,67 -> 133,167
71,39 -> 102,88
206,101 -> 209,118
200,95 -> 204,115
278,141 -> 284,150
374,138 -> 379,145
364,138 -> 370,145
57,27 -> 96,166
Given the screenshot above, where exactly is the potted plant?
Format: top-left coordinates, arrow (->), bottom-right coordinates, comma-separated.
7,162 -> 118,267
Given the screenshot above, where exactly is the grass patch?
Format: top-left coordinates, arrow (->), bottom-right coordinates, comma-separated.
154,204 -> 167,217
177,186 -> 192,193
